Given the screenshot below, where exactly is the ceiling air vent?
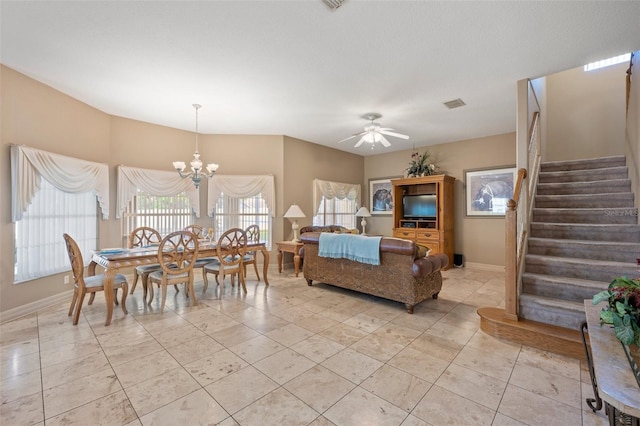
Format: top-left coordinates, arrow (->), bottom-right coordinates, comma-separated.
443,98 -> 466,109
321,0 -> 347,11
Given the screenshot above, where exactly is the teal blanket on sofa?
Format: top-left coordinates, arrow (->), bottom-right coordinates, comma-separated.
318,233 -> 382,265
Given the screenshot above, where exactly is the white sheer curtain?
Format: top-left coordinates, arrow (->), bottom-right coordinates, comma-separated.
313,179 -> 361,213
11,145 -> 109,222
207,175 -> 275,217
116,165 -> 200,219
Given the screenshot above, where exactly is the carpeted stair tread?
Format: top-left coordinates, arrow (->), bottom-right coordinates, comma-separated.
524,254 -> 638,282
534,193 -> 635,208
519,294 -> 586,330
530,222 -> 640,242
532,207 -> 638,224
522,272 -> 609,302
538,166 -> 628,184
539,155 -> 626,172
527,237 -> 640,262
537,179 -> 631,195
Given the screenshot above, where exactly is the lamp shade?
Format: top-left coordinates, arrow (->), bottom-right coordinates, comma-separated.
356,206 -> 372,217
284,204 -> 306,219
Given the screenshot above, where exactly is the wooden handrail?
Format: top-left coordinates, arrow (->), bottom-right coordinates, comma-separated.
511,168 -> 528,205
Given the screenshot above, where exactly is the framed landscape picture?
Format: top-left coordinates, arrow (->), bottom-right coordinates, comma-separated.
369,177 -> 398,215
464,166 -> 516,217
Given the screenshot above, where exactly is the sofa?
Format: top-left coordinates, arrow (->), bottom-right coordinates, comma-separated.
300,231 -> 448,313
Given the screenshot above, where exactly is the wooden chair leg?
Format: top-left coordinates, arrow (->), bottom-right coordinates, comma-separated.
73,290 -> 86,325
160,283 -> 168,312
253,263 -> 260,281
130,269 -> 139,294
68,288 -> 78,317
147,282 -> 155,305
120,283 -> 129,315
239,270 -> 247,293
188,277 -> 197,306
88,292 -> 96,305
202,270 -> 209,293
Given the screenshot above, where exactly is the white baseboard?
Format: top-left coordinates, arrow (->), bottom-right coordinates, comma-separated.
0,290 -> 74,324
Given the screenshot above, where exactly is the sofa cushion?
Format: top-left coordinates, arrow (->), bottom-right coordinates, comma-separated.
416,244 -> 430,258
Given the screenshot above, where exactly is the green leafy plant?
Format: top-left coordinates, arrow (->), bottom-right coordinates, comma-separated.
592,276 -> 640,346
406,151 -> 438,177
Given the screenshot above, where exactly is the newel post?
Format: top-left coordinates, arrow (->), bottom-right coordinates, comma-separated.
504,199 -> 518,321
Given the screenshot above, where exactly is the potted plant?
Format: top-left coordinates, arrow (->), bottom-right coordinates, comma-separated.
592,276 -> 640,347
406,151 -> 438,178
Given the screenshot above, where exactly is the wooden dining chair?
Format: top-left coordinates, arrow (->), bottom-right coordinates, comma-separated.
128,226 -> 163,298
183,224 -> 204,238
203,228 -> 247,296
148,230 -> 199,312
63,233 -> 129,325
243,224 -> 261,281
184,225 -> 219,282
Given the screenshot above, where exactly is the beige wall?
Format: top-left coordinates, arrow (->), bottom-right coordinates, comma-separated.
365,133 -> 516,267
282,136 -> 364,240
1,66 -> 113,311
545,62 -> 627,161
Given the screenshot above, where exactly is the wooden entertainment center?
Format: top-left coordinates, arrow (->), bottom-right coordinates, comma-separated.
391,175 -> 455,269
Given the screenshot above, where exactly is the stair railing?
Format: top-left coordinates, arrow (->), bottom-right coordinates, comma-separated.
504,90 -> 541,320
504,168 -> 527,320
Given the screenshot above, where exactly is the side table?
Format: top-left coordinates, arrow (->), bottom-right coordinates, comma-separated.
276,241 -> 304,277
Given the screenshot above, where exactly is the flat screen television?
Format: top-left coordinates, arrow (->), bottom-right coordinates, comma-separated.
403,194 -> 437,220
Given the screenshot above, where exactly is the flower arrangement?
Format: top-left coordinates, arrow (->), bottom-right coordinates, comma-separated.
592,276 -> 640,346
406,150 -> 438,178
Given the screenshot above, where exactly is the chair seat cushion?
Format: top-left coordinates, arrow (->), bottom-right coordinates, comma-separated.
135,263 -> 162,273
149,270 -> 189,281
194,257 -> 219,267
85,273 -> 128,289
242,254 -> 255,262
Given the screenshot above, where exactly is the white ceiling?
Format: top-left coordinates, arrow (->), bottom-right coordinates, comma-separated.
2,1 -> 639,156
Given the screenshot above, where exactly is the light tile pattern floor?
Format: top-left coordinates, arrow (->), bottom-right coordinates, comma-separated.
1,266 -> 609,425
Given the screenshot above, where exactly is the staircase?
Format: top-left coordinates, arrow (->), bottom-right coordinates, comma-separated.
519,155 -> 640,330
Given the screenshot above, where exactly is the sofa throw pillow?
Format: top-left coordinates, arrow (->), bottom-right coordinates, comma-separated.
416,244 -> 430,258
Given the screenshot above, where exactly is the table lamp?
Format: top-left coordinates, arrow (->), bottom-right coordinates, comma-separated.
355,206 -> 372,235
284,204 -> 306,242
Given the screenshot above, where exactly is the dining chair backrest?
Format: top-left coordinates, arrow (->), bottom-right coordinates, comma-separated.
128,226 -> 162,249
63,233 -> 85,289
245,225 -> 260,245
217,228 -> 247,268
184,225 -> 204,238
157,231 -> 199,275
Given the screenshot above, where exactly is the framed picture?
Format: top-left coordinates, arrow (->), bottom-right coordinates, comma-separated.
369,177 -> 399,215
464,166 -> 516,217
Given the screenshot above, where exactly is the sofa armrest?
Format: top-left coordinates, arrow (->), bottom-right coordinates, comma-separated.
412,253 -> 449,278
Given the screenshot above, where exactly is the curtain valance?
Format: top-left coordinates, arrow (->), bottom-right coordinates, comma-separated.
117,165 -> 200,218
207,175 -> 275,217
11,145 -> 110,222
313,179 -> 361,213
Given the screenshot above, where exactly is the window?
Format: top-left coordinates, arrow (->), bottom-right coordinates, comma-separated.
14,179 -> 97,283
313,196 -> 357,228
122,190 -> 195,240
584,53 -> 630,72
212,193 -> 272,249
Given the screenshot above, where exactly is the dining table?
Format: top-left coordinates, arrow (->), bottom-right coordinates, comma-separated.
88,240 -> 270,326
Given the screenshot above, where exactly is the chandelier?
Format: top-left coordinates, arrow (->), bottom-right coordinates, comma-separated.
172,104 -> 218,188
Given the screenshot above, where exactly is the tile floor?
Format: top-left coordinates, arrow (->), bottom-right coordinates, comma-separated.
1,266 -> 609,425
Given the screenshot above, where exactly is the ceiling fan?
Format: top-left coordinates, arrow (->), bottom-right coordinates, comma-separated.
338,113 -> 409,148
